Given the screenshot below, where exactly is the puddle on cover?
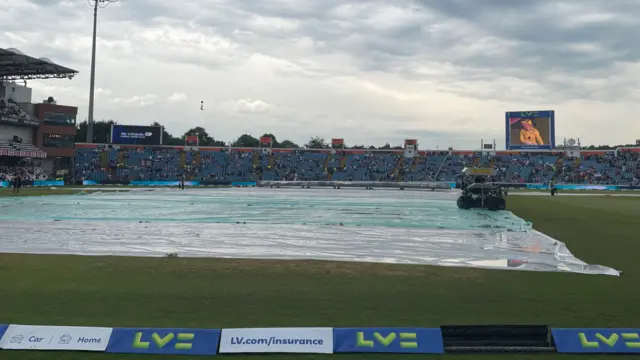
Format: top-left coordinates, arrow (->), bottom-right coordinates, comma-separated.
0,188 -> 620,275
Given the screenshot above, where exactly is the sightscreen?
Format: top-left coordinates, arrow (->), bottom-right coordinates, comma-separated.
110,125 -> 162,145
505,110 -> 555,150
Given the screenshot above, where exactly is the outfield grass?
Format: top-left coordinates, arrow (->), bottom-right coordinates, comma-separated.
0,194 -> 639,359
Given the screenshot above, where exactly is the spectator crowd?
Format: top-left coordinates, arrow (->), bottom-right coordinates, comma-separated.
0,98 -> 36,123
73,147 -> 640,186
0,166 -> 50,182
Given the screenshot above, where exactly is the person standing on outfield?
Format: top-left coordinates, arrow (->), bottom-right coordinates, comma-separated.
11,172 -> 22,196
180,173 -> 185,190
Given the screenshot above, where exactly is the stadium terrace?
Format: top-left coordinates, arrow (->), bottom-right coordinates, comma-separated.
71,143 -> 639,189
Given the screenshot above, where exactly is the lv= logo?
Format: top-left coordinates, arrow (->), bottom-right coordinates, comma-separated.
579,332 -> 640,348
132,332 -> 195,350
356,332 -> 418,348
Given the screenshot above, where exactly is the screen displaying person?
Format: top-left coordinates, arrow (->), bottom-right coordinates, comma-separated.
519,119 -> 544,145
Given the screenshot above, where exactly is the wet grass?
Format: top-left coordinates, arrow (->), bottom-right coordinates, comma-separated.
0,195 -> 638,359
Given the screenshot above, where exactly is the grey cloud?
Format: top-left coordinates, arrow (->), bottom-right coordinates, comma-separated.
223,0 -> 351,20
423,0 -> 640,67
4,0 -> 639,146
257,0 -> 637,100
21,0 -> 640,82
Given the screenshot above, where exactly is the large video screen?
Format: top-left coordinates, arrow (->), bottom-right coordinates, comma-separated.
505,110 -> 555,150
111,125 -> 162,145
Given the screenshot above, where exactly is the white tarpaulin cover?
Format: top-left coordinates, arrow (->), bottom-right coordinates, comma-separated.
0,188 -> 620,276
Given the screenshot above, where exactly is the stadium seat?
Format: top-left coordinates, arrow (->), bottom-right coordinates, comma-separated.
71,146 -> 640,185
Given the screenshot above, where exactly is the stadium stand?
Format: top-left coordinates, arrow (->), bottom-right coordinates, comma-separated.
0,47 -> 79,184
0,137 -> 45,155
0,98 -> 37,124
73,145 -> 640,186
0,165 -> 50,181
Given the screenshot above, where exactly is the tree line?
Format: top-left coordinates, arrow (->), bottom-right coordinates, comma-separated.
75,120 -> 637,150
75,120 -> 404,149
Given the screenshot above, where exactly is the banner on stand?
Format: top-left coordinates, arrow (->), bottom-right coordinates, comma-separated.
333,328 -> 444,354
0,325 -> 7,342
552,328 -> 640,353
106,328 -> 221,355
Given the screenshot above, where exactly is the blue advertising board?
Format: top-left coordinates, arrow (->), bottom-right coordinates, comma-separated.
231,181 -> 256,187
106,328 -> 221,356
333,328 -> 444,354
552,328 -> 640,353
33,180 -> 64,187
0,324 -> 7,344
129,181 -> 200,186
75,181 -> 635,190
555,184 -> 619,191
0,180 -> 64,188
505,110 -> 555,150
526,184 -> 621,191
525,183 -> 548,190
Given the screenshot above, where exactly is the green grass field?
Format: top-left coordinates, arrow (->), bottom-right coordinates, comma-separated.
0,190 -> 639,359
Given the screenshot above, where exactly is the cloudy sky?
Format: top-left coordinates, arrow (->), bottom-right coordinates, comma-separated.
3,0 -> 640,148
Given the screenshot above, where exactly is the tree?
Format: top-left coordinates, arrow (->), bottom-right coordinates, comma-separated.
79,123 -> 640,150
151,122 -> 182,145
582,143 -> 636,150
75,121 -> 88,142
76,119 -> 117,143
278,140 -> 299,148
305,136 -> 329,149
232,134 -> 259,147
183,126 -> 225,146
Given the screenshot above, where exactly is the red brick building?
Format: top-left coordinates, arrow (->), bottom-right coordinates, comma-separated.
33,101 -> 78,158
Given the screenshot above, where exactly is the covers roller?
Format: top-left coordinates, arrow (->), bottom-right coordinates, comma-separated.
456,167 -> 506,211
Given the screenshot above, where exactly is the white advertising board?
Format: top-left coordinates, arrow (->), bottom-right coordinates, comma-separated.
0,325 -> 113,351
219,327 -> 333,353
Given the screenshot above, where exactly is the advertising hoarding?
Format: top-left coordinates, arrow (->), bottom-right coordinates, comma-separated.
110,125 -> 162,145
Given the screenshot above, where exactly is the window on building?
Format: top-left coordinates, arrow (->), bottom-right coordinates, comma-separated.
43,112 -> 76,125
43,133 -> 75,148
